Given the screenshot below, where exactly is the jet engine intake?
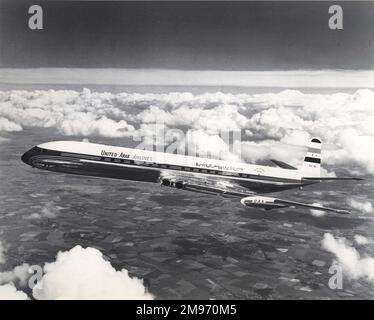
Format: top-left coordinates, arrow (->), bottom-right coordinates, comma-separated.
161,179 -> 186,189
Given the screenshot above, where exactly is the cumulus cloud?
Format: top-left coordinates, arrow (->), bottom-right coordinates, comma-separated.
320,167 -> 336,178
322,233 -> 374,283
239,139 -> 305,165
326,129 -> 374,174
0,117 -> 22,132
33,245 -> 153,300
1,88 -> 374,173
0,245 -> 153,300
0,263 -> 31,287
354,235 -> 371,245
137,103 -> 248,133
309,203 -> 325,217
0,89 -> 134,138
27,202 -> 62,220
0,241 -> 32,299
59,114 -> 135,138
0,283 -> 29,300
348,199 -> 373,214
171,130 -> 242,162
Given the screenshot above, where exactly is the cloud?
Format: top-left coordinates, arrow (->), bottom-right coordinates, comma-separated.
309,203 -> 325,217
26,202 -> 62,220
0,117 -> 22,132
239,139 -> 305,165
137,103 -> 248,133
1,238 -> 154,300
322,233 -> 374,283
1,88 -> 374,173
327,129 -> 374,174
33,245 -> 153,300
59,114 -> 135,138
171,130 -> 242,162
0,243 -> 153,300
348,199 -> 373,214
0,89 -> 134,138
354,235 -> 371,245
0,243 -> 31,300
320,167 -> 336,178
0,283 -> 29,300
0,263 -> 31,287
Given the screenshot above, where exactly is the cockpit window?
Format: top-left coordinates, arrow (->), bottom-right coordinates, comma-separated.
311,138 -> 321,143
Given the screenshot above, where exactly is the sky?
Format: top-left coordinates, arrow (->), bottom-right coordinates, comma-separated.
0,1 -> 373,71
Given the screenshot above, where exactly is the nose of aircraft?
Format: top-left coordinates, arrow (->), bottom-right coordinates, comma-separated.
21,149 -> 32,165
21,147 -> 38,166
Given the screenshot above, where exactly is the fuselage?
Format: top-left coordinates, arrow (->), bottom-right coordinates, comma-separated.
21,141 -> 315,193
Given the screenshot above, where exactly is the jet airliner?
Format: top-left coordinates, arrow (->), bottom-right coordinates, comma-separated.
21,138 -> 361,214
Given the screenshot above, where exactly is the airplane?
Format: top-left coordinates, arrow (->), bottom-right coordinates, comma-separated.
21,137 -> 362,214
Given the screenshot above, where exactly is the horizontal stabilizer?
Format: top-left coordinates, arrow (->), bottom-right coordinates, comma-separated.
270,159 -> 297,170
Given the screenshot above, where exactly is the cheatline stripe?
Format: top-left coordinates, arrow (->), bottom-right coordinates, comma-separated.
304,157 -> 321,164
79,159 -> 298,185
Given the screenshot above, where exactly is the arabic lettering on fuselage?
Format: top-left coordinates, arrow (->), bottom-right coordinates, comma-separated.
195,161 -> 243,172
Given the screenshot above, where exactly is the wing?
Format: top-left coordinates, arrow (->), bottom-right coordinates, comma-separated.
274,198 -> 350,214
159,171 -> 255,198
159,171 -> 350,214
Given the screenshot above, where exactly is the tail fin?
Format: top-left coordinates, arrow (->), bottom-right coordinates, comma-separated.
299,137 -> 321,177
